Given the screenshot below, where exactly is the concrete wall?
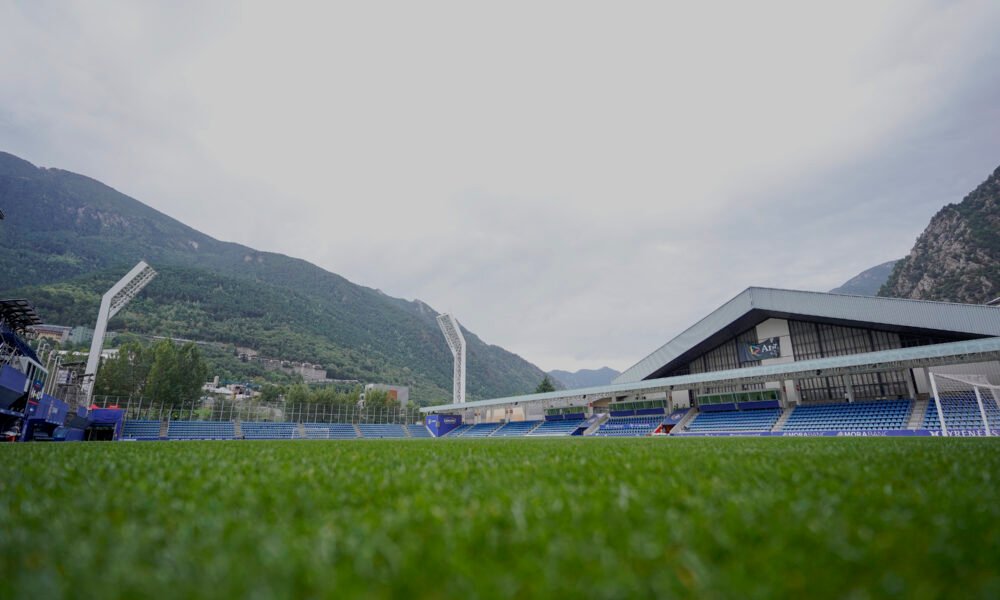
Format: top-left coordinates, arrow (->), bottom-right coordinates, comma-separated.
754,318 -> 800,405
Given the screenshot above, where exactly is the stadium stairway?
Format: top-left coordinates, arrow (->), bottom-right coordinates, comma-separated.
771,406 -> 794,432
908,398 -> 929,429
234,420 -> 243,439
443,424 -> 473,438
353,423 -> 362,437
462,423 -> 504,438
406,424 -> 433,438
593,415 -> 664,437
527,418 -> 587,436
296,422 -> 307,439
491,420 -> 543,437
159,420 -> 169,437
583,413 -> 609,436
671,409 -> 699,433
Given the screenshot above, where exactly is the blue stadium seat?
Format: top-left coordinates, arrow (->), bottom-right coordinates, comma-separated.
166,421 -> 235,440
924,393 -> 1000,431
242,422 -> 297,440
526,419 -> 586,437
358,424 -> 407,438
782,400 -> 911,432
684,408 -> 781,433
301,423 -> 358,439
594,415 -> 663,437
122,419 -> 161,440
406,424 -> 432,438
459,423 -> 504,437
492,421 -> 543,437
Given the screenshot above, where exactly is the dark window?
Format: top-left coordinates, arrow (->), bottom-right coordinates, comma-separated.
788,320 -> 908,401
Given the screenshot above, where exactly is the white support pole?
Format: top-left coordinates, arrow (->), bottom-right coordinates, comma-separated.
973,386 -> 991,436
437,313 -> 467,405
929,372 -> 948,437
81,261 -> 157,406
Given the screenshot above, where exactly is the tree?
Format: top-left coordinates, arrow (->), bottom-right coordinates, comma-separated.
145,340 -> 208,406
259,384 -> 284,403
535,375 -> 556,393
94,341 -> 150,399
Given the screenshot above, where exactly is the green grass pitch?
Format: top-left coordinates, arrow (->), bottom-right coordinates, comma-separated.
2,438 -> 999,599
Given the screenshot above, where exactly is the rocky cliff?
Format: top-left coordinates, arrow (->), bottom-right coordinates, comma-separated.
880,164 -> 1000,303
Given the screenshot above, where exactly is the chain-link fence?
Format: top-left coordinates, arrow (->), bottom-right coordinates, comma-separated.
90,395 -> 423,424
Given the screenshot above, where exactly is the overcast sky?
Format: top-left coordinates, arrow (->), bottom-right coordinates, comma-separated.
3,1 -> 1000,372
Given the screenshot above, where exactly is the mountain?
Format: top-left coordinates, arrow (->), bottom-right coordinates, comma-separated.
830,260 -> 899,296
548,367 -> 621,389
880,164 -> 1000,304
0,151 -> 549,403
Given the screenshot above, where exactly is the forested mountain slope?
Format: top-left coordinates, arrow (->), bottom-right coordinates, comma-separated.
0,151 -> 547,403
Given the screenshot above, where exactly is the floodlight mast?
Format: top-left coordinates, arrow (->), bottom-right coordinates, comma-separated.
80,261 -> 157,406
437,313 -> 466,405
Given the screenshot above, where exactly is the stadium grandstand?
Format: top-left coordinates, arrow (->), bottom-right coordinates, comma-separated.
421,288 -> 1000,437
96,287 -> 1000,441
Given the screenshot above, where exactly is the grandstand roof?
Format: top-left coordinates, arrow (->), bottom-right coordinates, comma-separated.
421,336 -> 1000,413
0,298 -> 42,334
615,287 -> 1000,384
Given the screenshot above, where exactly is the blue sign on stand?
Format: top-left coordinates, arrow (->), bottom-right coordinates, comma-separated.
425,414 -> 462,437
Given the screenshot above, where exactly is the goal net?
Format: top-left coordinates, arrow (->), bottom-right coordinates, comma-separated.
928,364 -> 1000,436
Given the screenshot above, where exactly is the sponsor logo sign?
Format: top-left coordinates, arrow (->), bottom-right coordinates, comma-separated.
739,337 -> 781,362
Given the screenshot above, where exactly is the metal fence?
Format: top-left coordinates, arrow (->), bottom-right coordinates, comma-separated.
90,396 -> 423,424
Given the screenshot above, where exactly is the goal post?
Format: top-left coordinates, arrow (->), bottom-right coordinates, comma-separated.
927,366 -> 1000,436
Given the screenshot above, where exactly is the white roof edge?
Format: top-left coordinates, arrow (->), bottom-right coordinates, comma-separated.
422,336 -> 1000,413
613,287 -> 1000,384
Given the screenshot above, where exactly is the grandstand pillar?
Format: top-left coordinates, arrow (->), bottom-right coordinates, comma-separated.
784,380 -> 800,406
919,368 -> 933,396
905,371 -> 918,400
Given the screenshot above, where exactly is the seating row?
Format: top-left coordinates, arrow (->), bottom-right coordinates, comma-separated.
527,419 -> 587,436
124,420 -> 436,440
358,424 -> 407,438
122,419 -> 161,440
783,400 -> 910,431
924,394 -> 1000,430
167,421 -> 235,440
242,422 -> 297,440
594,415 -> 663,437
492,421 -> 542,437
685,408 -> 781,432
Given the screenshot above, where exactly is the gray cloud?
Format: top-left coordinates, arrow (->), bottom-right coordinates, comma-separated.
3,1 -> 1000,372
